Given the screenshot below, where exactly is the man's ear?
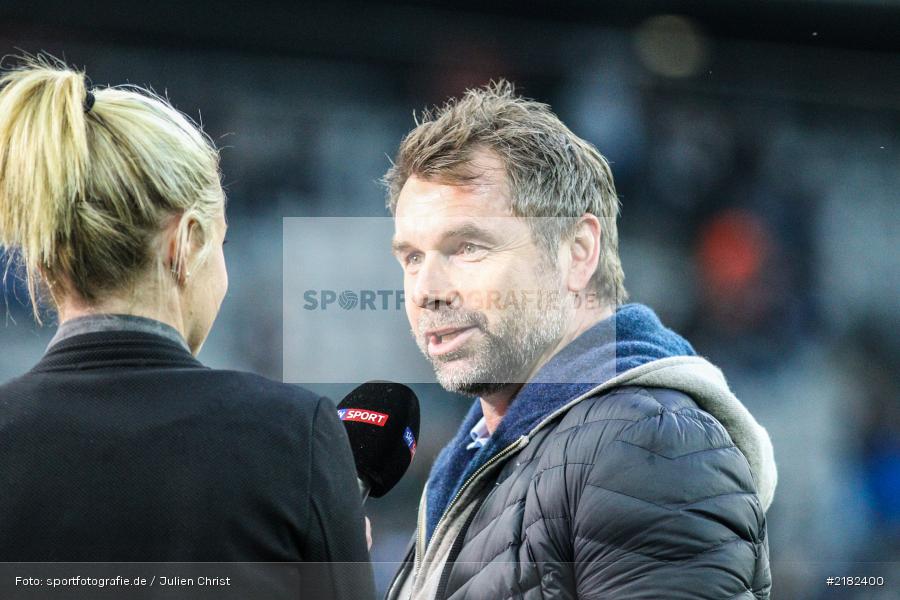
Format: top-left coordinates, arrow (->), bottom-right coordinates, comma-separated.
566,214 -> 602,294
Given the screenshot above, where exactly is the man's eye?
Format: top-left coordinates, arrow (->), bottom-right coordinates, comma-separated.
406,253 -> 422,265
461,243 -> 480,255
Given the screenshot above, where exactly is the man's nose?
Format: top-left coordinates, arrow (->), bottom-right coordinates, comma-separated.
411,253 -> 461,310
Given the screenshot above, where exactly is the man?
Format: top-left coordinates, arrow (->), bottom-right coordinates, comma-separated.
383,81 -> 776,600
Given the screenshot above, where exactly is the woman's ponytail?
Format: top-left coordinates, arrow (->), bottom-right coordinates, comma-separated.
0,55 -> 223,320
0,55 -> 93,315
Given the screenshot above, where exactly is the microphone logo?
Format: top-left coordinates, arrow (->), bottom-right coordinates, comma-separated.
338,408 -> 390,427
403,426 -> 417,457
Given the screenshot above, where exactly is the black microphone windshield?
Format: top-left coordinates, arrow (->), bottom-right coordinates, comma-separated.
336,381 -> 420,498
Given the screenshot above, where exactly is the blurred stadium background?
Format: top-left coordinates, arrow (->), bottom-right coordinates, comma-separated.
1,1 -> 898,598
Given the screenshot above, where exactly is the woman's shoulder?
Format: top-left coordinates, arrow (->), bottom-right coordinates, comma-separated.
201,368 -> 326,412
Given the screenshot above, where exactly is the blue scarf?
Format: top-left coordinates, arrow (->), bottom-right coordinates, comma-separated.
424,302 -> 696,542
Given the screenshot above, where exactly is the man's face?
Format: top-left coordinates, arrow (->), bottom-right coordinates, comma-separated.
392,152 -> 570,396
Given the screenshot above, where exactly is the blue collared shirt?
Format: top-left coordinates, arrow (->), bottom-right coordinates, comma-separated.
467,415 -> 490,450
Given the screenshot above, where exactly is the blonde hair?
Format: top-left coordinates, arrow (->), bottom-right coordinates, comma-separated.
0,54 -> 223,321
384,80 -> 627,306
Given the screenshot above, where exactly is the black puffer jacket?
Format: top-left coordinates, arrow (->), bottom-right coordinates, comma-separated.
387,380 -> 773,600
387,305 -> 776,600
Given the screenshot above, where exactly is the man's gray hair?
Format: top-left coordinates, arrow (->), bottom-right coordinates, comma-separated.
383,80 -> 627,306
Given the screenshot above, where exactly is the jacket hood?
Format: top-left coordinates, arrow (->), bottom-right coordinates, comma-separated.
583,355 -> 778,512
423,303 -> 777,543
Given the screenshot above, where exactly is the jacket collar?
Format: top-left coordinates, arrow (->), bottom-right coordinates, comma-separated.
48,314 -> 190,353
32,329 -> 203,373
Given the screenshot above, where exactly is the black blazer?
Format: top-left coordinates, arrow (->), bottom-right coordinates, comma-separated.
0,330 -> 374,599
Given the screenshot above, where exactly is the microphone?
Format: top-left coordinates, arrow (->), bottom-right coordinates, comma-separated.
336,381 -> 420,501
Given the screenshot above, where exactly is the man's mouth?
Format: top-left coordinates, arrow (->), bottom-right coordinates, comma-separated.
425,325 -> 479,357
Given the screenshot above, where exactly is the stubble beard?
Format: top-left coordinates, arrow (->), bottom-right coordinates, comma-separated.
415,294 -> 569,398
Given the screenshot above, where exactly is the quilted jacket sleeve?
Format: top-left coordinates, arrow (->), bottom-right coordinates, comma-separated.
569,389 -> 771,600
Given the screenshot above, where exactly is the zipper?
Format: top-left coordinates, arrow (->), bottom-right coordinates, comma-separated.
413,435 -> 530,597
413,482 -> 428,579
432,435 -> 529,540
434,493 -> 488,600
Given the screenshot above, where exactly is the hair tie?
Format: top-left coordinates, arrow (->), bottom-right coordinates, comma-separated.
84,90 -> 95,113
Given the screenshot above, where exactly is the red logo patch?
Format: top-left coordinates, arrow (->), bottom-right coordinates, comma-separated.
338,408 -> 390,427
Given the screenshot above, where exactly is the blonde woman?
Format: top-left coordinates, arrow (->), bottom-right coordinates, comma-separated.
0,57 -> 373,600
